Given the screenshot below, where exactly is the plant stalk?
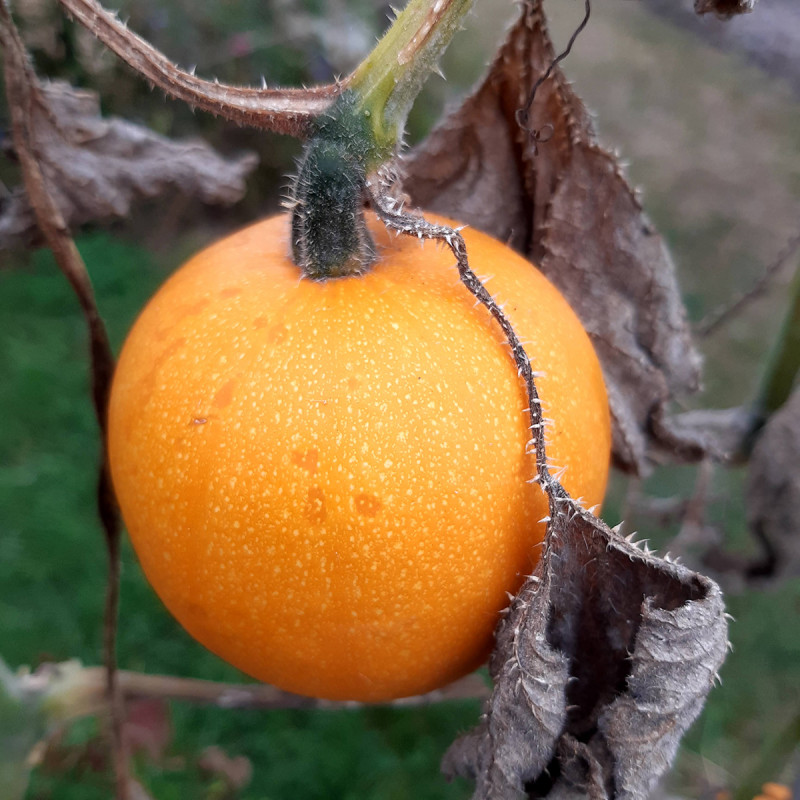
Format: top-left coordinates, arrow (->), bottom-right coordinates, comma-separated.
290,0 -> 472,280
749,259 -> 800,441
348,0 -> 473,166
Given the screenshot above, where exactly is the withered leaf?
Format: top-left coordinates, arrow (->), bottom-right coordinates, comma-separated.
403,0 -> 703,474
0,81 -> 258,251
442,501 -> 728,800
745,388 -> 800,580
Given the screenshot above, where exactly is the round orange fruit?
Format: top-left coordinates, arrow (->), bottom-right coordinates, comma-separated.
107,211 -> 611,701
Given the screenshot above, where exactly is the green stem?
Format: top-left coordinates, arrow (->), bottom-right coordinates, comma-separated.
290,0 -> 472,280
749,260 -> 800,439
349,0 -> 473,166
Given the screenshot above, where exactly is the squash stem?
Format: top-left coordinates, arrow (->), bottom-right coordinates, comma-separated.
290,0 -> 473,280
348,0 -> 473,167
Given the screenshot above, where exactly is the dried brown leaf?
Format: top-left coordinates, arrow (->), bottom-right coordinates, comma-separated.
745,388 -> 800,580
442,501 -> 728,799
403,0 -> 702,474
0,81 -> 258,251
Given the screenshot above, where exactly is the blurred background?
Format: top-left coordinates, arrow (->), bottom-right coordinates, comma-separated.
1,0 -> 799,797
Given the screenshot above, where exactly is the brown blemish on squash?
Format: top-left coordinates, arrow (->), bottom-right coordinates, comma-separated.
181,298 -> 211,318
138,337 -> 187,394
304,486 -> 326,523
221,287 -> 242,299
354,493 -> 382,517
253,316 -> 270,330
267,324 -> 289,345
212,379 -> 237,409
292,448 -> 319,474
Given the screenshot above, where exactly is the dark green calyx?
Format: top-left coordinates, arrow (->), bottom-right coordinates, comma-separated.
289,91 -> 379,281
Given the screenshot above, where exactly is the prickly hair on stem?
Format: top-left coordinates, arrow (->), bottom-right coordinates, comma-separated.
56,0 -> 338,136
288,93 -> 377,280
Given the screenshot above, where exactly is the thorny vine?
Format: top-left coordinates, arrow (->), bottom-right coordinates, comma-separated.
368,175 -> 573,516
367,0 -> 597,510
57,0 -> 339,137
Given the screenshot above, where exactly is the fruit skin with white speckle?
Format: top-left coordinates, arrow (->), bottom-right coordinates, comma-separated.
107,211 -> 611,701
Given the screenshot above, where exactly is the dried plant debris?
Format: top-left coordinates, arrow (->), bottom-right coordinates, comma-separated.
745,388 -> 800,581
198,746 -> 254,792
694,0 -> 757,17
0,81 -> 257,251
443,502 -> 728,800
402,0 -> 702,474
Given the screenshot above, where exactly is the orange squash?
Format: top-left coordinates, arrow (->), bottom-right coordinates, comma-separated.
108,211 -> 611,701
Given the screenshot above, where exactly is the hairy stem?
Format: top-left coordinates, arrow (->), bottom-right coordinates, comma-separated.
289,0 -> 473,279
56,0 -> 338,136
349,0 -> 473,164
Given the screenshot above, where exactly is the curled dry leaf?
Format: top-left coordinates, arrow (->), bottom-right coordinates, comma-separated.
442,501 -> 729,800
0,81 -> 258,251
745,388 -> 800,580
402,0 -> 703,474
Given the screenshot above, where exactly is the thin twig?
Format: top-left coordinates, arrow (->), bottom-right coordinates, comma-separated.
698,228 -> 800,337
0,5 -> 128,798
82,667 -> 491,709
514,0 -> 591,151
669,458 -> 718,560
56,0 -> 340,138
